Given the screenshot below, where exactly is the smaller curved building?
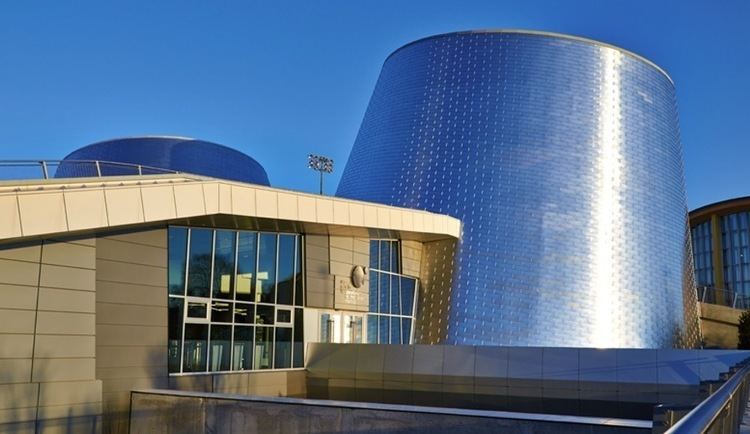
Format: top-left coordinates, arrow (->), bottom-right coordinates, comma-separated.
56,136 -> 270,186
690,197 -> 750,298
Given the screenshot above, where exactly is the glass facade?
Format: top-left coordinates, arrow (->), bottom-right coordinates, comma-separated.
721,213 -> 750,294
691,220 -> 713,287
337,30 -> 700,348
168,226 -> 304,374
366,240 -> 418,344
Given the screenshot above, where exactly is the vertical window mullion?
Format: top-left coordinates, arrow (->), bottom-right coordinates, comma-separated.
179,228 -> 191,373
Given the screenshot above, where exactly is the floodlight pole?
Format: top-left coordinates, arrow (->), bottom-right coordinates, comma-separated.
319,171 -> 324,195
307,154 -> 334,196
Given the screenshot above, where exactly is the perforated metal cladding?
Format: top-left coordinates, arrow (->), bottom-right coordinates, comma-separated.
337,31 -> 700,348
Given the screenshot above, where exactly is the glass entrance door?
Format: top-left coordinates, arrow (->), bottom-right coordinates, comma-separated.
319,312 -> 365,343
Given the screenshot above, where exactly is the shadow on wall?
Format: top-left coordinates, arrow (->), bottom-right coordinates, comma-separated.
0,358 -> 100,434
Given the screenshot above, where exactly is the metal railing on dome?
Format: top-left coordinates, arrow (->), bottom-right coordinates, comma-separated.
0,159 -> 180,181
697,286 -> 750,310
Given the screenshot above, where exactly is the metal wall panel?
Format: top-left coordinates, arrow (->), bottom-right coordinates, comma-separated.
337,30 -> 700,348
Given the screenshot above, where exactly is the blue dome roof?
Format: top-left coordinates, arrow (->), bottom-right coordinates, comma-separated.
56,136 -> 270,186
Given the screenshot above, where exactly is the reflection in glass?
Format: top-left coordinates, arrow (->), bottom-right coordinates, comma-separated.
390,316 -> 401,344
274,327 -> 292,369
254,326 -> 274,369
367,315 -> 378,343
187,301 -> 207,319
187,229 -> 213,297
209,325 -> 231,372
233,326 -> 253,371
400,277 -> 416,316
211,301 -> 232,323
390,274 -> 400,315
370,240 -> 379,270
212,231 -> 236,299
390,241 -> 399,272
294,236 -> 303,306
183,323 -> 208,372
168,228 -> 188,295
379,272 -> 389,314
256,305 -> 274,324
276,309 -> 291,323
379,240 -> 390,271
277,235 -> 295,305
293,308 -> 304,368
379,316 -> 389,344
402,318 -> 412,344
320,313 -> 333,343
257,234 -> 277,303
168,298 -> 183,373
234,303 -> 254,324
236,232 -> 257,302
369,270 -> 379,312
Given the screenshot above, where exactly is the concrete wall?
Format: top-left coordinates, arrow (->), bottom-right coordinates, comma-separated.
0,238 -> 102,433
95,229 -> 169,434
699,302 -> 742,349
129,390 -> 649,434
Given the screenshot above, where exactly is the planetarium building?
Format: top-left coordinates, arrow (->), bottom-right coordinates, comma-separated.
337,30 -> 700,348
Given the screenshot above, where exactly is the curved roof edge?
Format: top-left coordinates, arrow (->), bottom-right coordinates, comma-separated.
62,135 -> 245,160
384,29 -> 674,86
689,196 -> 750,222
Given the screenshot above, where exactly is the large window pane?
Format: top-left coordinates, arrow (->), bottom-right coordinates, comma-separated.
369,271 -> 379,312
367,314 -> 378,343
236,232 -> 257,302
212,231 -> 236,299
379,272 -> 389,314
183,323 -> 208,372
293,308 -> 304,368
294,236 -> 304,306
370,240 -> 379,270
390,241 -> 399,272
168,228 -> 188,295
254,326 -> 274,370
390,316 -> 401,344
256,305 -> 274,324
400,277 -> 416,316
234,303 -> 254,324
233,326 -> 253,371
168,298 -> 183,373
274,328 -> 292,369
211,301 -> 233,323
209,325 -> 231,372
257,234 -> 277,303
390,274 -> 400,315
187,229 -> 213,297
277,235 -> 295,305
402,318 -> 412,344
378,316 -> 389,344
379,240 -> 390,271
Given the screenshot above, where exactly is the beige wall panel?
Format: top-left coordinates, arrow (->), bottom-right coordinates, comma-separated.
102,229 -> 166,248
402,211 -> 414,232
389,209 -> 403,230
96,238 -> 166,267
230,185 -> 255,216
202,184 -> 219,214
315,199 -> 334,224
217,183 -> 232,214
376,207 -> 390,228
306,234 -> 328,248
0,309 -> 35,334
32,358 -> 95,382
412,212 -> 425,232
329,236 -> 353,251
36,312 -> 94,335
35,335 -> 95,359
41,241 -> 95,269
95,346 -> 167,369
102,377 -> 168,394
64,190 -> 108,232
0,259 -> 40,287
349,203 -> 364,227
0,195 -> 22,239
38,380 -> 101,407
0,244 -> 41,263
330,261 -> 352,277
277,192 -> 298,221
0,383 -> 38,410
96,303 -> 165,327
363,205 -> 378,228
95,365 -> 167,381
353,238 -> 369,254
141,186 -> 177,222
39,264 -> 95,291
0,334 -> 33,359
353,252 -> 368,267
95,260 -> 166,287
104,188 -> 145,226
422,215 -> 435,234
0,407 -> 36,426
96,325 -> 166,347
330,246 -> 354,264
17,193 -> 67,237
35,401 -> 102,422
37,287 -> 95,313
298,196 -> 316,221
173,184 -> 206,218
255,189 -> 278,219
0,359 -> 31,383
95,281 -> 166,307
333,201 -> 349,225
0,284 -> 37,310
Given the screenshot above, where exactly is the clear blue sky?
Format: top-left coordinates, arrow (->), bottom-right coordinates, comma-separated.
1,1 -> 747,208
